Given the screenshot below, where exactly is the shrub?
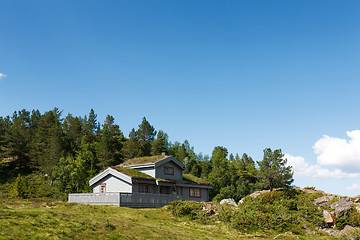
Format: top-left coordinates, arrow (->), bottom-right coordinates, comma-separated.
169,200 -> 202,220
335,207 -> 360,230
217,189 -> 323,233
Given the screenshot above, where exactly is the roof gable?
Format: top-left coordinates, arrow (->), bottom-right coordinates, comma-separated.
154,156 -> 186,170
89,167 -> 132,186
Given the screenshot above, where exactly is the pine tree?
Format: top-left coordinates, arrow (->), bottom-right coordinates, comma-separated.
31,108 -> 65,180
5,110 -> 32,172
122,128 -> 141,159
151,130 -> 169,155
63,114 -> 84,156
257,148 -> 294,191
96,115 -> 122,168
135,117 -> 156,156
208,146 -> 230,199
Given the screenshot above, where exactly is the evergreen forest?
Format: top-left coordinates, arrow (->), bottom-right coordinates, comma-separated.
0,108 -> 293,201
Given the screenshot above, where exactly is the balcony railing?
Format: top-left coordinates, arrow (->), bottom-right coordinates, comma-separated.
68,192 -> 182,208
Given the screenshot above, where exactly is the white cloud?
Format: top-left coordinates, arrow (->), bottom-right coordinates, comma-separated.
346,183 -> 360,191
313,130 -> 360,172
285,153 -> 360,179
0,73 -> 7,79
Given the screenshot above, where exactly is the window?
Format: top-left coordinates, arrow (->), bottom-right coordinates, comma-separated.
139,183 -> 150,193
164,166 -> 174,175
99,183 -> 106,193
189,188 -> 201,198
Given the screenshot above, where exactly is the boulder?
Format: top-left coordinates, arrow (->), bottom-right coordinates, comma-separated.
331,198 -> 354,217
354,203 -> 360,213
249,190 -> 270,198
340,225 -> 356,238
319,228 -> 341,237
202,202 -> 219,215
323,210 -> 334,226
220,198 -> 237,207
353,195 -> 360,203
314,196 -> 331,206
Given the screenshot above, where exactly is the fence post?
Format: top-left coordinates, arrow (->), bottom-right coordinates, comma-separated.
119,192 -> 121,207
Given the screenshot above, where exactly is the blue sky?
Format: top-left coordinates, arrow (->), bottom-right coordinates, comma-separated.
1,1 -> 360,196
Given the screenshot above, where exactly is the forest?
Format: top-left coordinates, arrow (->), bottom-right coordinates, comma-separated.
0,108 -> 293,201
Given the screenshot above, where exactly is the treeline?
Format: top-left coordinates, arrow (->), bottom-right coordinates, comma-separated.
0,108 -> 293,201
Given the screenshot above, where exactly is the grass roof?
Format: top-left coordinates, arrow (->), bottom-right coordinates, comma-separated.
111,166 -> 155,180
183,174 -> 212,185
120,155 -> 167,167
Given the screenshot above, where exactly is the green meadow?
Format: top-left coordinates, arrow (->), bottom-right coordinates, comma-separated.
0,198 -> 336,240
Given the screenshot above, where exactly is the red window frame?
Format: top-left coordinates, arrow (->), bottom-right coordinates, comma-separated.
139,183 -> 150,193
99,183 -> 106,193
164,166 -> 174,175
189,188 -> 201,198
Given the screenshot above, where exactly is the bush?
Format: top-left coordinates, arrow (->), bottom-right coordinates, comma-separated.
1,173 -> 66,200
335,207 -> 360,230
169,200 -> 202,220
218,189 -> 323,233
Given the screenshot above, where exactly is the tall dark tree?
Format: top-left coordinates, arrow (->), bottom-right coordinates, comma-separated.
83,109 -> 99,144
63,114 -> 83,156
257,148 -> 294,191
4,110 -> 33,172
151,130 -> 169,155
122,128 -> 141,159
0,116 -> 10,158
31,108 -> 65,180
208,146 -> 230,199
135,117 -> 156,156
96,115 -> 122,168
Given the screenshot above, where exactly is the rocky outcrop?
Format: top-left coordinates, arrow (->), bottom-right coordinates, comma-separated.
220,198 -> 237,207
318,225 -> 357,239
314,196 -> 331,206
331,198 -> 353,217
202,202 -> 219,215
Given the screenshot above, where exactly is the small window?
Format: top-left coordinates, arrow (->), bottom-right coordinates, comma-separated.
100,183 -> 106,193
164,166 -> 174,175
139,183 -> 150,193
189,188 -> 201,198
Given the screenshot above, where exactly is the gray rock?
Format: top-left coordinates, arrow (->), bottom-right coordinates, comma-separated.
314,196 -> 331,206
353,195 -> 360,203
249,190 -> 270,198
340,225 -> 356,237
331,198 -> 353,217
318,228 -> 341,237
354,203 -> 360,213
220,198 -> 237,207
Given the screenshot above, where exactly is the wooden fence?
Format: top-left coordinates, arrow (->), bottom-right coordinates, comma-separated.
68,192 -> 182,208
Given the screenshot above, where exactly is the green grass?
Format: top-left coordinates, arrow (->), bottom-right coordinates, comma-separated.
183,173 -> 212,185
111,166 -> 156,180
119,155 -> 167,167
0,198 -> 337,240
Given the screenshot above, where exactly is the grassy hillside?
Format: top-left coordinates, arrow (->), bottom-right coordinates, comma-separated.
0,198 -> 335,240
